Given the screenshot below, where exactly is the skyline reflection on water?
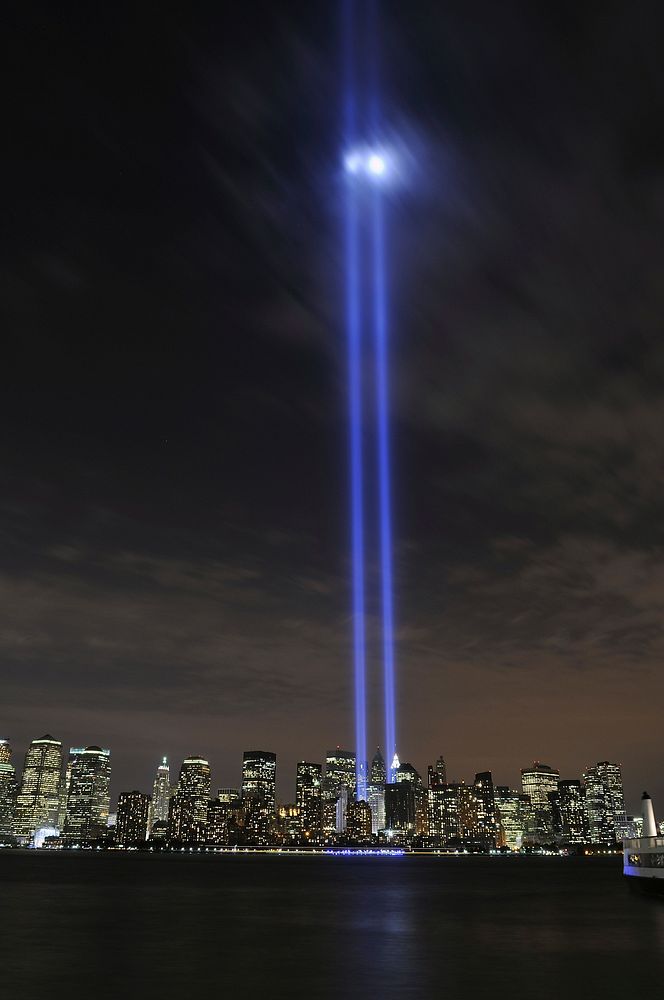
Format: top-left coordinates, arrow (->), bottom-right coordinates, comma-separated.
1,853 -> 663,1000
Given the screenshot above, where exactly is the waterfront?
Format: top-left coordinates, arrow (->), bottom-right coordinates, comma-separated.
1,853 -> 663,1000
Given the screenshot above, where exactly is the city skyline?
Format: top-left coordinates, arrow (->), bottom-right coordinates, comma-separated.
0,730 -> 651,821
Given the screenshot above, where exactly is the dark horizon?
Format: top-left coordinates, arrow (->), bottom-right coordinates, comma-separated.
5,3 -> 664,811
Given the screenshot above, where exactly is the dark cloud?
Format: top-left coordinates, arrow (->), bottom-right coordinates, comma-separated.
3,2 -> 664,808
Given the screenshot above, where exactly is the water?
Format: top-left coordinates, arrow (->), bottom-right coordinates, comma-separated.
1,852 -> 663,1000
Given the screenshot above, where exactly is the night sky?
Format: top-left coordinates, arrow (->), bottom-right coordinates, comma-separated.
5,2 -> 664,810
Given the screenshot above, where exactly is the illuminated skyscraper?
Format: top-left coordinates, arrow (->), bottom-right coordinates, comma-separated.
295,762 -> 322,841
167,755 -> 211,843
241,750 -> 276,844
346,799 -> 372,843
428,756 -> 447,789
0,740 -> 17,838
474,772 -> 498,850
520,762 -> 559,842
148,756 -> 170,833
494,787 -> 531,850
324,749 -> 356,799
14,735 -> 63,841
324,749 -> 355,833
384,781 -> 416,837
115,791 -> 150,846
550,779 -> 587,844
583,761 -> 627,843
241,751 -> 276,811
63,746 -> 111,842
367,747 -> 386,834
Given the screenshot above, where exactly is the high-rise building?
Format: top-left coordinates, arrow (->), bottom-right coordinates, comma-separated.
494,787 -> 531,850
428,756 -> 447,789
367,748 -> 387,835
295,762 -> 322,842
241,751 -> 276,811
346,800 -> 372,842
370,748 -> 387,786
384,781 -> 416,836
206,799 -> 232,845
583,761 -> 627,843
179,756 -> 211,820
324,749 -> 356,799
0,740 -> 17,838
63,746 -> 111,842
241,750 -> 276,844
520,762 -> 559,843
14,735 -> 63,841
167,755 -> 211,842
278,804 -> 303,844
474,772 -> 498,849
115,791 -> 150,846
148,757 -> 170,833
550,780 -> 587,844
322,749 -> 355,833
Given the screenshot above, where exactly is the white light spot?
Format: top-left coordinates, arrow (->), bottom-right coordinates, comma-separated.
367,154 -> 386,175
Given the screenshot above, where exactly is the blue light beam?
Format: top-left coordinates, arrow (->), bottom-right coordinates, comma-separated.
343,0 -> 367,802
369,0 -> 397,782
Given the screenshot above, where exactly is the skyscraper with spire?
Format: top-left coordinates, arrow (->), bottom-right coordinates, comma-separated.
149,756 -> 170,834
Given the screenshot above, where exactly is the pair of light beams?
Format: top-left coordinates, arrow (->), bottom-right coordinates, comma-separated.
343,0 -> 396,798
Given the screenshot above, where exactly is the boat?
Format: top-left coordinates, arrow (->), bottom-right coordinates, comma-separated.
623,792 -> 664,893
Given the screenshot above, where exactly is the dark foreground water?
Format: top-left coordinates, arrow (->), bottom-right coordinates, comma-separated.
1,852 -> 663,1000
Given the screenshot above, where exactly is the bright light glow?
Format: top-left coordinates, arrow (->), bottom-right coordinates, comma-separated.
344,152 -> 362,174
344,0 -> 367,803
368,153 -> 386,175
343,147 -> 391,181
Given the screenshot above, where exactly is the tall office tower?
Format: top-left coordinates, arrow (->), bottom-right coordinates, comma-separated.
241,751 -> 277,811
494,787 -> 532,850
428,756 -> 447,789
324,749 -> 357,799
13,735 -> 63,841
520,762 -> 559,843
583,761 -> 627,843
346,800 -> 372,843
63,746 -> 111,842
178,756 -> 211,824
384,781 -> 416,837
295,762 -> 322,841
166,755 -> 210,843
148,757 -> 170,833
366,748 -> 386,835
115,791 -> 150,846
241,750 -> 277,844
427,785 -> 446,844
435,783 -> 483,848
474,772 -> 498,849
206,799 -> 232,845
550,780 -> 587,844
0,740 -> 17,837
370,748 -> 387,786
